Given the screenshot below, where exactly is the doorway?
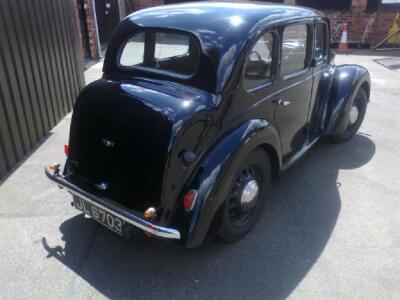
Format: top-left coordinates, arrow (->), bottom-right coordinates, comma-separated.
95,0 -> 120,51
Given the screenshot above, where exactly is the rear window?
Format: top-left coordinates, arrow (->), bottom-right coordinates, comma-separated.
119,31 -> 199,77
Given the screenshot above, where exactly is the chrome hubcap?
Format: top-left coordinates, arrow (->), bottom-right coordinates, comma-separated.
240,180 -> 259,211
229,166 -> 261,227
349,105 -> 359,125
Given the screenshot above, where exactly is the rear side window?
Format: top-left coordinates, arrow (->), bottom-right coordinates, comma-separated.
119,32 -> 145,66
244,32 -> 275,90
315,22 -> 328,60
281,23 -> 308,77
119,31 -> 199,77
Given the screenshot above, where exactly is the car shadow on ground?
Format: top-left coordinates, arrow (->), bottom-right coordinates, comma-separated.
42,134 -> 375,300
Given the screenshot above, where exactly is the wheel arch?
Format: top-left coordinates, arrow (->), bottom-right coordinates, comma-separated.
198,143 -> 280,245
182,119 -> 282,247
258,143 -> 280,180
324,64 -> 371,135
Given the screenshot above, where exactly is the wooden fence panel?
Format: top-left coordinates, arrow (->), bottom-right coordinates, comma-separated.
0,0 -> 84,180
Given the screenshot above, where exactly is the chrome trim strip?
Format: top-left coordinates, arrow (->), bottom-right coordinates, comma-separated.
45,165 -> 181,240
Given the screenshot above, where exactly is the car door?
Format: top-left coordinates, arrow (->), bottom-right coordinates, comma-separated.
274,21 -> 314,162
307,19 -> 330,137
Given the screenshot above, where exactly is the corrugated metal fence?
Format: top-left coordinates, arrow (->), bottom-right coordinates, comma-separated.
0,0 -> 84,180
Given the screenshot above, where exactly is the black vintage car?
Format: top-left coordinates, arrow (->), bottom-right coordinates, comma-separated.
46,2 -> 370,248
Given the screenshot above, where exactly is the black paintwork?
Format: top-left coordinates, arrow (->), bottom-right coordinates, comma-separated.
65,2 -> 370,247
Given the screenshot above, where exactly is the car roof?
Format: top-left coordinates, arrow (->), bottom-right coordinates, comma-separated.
106,2 -> 324,93
126,1 -> 323,32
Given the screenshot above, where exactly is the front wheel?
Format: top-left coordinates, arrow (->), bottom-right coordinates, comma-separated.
330,88 -> 368,143
218,148 -> 271,243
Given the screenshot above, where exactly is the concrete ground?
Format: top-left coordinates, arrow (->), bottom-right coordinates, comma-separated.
0,50 -> 399,299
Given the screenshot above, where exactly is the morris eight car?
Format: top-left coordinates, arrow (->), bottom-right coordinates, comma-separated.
46,2 -> 370,248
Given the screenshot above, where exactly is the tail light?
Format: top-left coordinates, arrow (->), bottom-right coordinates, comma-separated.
64,144 -> 69,155
183,190 -> 198,212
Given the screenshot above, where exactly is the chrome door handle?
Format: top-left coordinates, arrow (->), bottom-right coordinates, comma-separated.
273,99 -> 291,106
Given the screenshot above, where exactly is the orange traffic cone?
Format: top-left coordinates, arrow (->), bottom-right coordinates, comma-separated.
338,23 -> 349,51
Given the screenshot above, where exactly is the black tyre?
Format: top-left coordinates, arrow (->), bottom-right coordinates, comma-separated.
330,88 -> 368,143
218,148 -> 271,243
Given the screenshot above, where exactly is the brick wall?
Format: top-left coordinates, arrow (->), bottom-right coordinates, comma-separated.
283,0 -> 399,47
83,0 -> 101,60
324,0 -> 399,46
371,10 -> 399,46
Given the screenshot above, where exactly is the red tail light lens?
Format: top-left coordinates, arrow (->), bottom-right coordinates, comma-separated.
183,190 -> 198,212
64,144 -> 69,155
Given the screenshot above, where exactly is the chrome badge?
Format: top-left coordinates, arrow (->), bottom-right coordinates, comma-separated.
95,182 -> 109,191
102,139 -> 115,147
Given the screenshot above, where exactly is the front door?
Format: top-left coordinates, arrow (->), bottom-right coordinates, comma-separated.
274,21 -> 314,161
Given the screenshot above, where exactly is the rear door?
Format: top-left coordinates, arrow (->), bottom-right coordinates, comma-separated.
274,21 -> 314,161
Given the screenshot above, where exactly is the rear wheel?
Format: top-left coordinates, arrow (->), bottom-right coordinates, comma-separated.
218,148 -> 271,243
330,88 -> 368,143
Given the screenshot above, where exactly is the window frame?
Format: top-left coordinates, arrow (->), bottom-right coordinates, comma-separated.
243,30 -> 279,93
314,20 -> 329,65
281,21 -> 313,81
116,28 -> 200,80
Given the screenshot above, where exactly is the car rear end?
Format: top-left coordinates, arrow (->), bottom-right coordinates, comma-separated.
66,83 -> 171,212
46,69 -> 219,245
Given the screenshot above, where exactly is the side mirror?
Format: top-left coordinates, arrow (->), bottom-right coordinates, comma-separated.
329,49 -> 336,64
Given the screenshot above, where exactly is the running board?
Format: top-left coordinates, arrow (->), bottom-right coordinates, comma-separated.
282,137 -> 320,172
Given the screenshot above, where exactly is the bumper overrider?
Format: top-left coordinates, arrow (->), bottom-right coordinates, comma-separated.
44,163 -> 181,240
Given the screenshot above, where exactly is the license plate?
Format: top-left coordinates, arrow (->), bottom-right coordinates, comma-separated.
73,196 -> 125,235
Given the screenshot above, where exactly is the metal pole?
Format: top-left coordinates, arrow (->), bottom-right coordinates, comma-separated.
374,27 -> 400,50
91,0 -> 102,59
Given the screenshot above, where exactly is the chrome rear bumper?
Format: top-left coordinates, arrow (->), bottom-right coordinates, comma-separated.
45,164 -> 181,240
